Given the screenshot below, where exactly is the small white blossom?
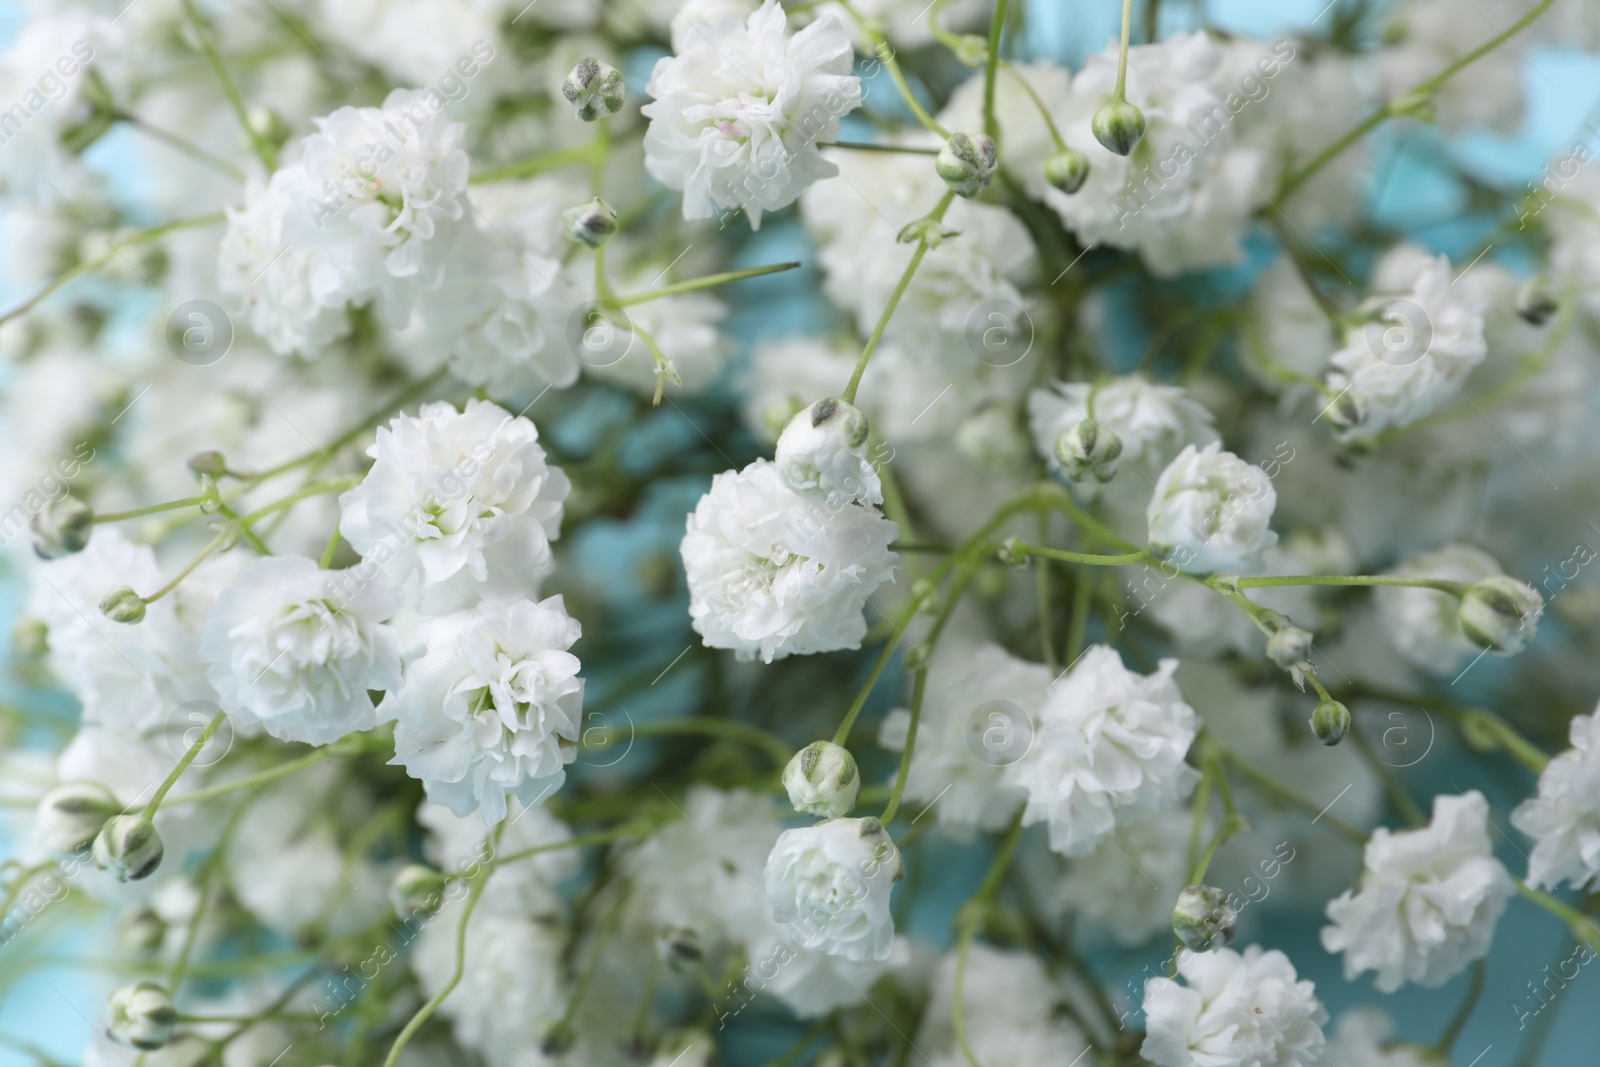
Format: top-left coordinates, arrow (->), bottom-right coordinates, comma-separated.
387,596 -> 584,825
1027,375 -> 1217,492
1146,442 -> 1278,575
1512,703 -> 1600,892
1004,646 -> 1199,857
338,399 -> 570,615
680,459 -> 898,663
200,555 -> 401,746
1142,945 -> 1327,1067
642,0 -> 862,228
1321,791 -> 1515,992
1326,1008 -> 1438,1067
1055,809 -> 1194,948
774,397 -> 881,506
764,816 -> 901,962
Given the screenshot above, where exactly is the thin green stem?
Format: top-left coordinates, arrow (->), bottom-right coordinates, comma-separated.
842,191 -> 956,403
1227,573 -> 1465,593
614,261 -> 801,307
981,0 -> 1011,142
215,500 -> 271,555
318,525 -> 342,568
817,140 -> 941,155
1114,0 -> 1135,100
1035,512 -> 1057,672
999,61 -> 1066,150
162,745 -> 343,807
142,712 -> 227,820
1518,882 -> 1600,952
833,602 -> 918,745
116,112 -> 245,180
585,718 -> 791,768
493,822 -> 654,868
471,142 -> 603,185
880,667 -> 928,825
141,530 -> 230,604
94,496 -> 209,524
1007,543 -> 1153,568
179,0 -> 275,171
1218,750 -> 1368,845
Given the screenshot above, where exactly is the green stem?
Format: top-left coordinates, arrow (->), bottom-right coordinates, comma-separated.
1114,0 -> 1135,100
1518,882 -> 1600,952
162,745 -> 343,806
469,141 -> 604,183
94,495 -> 209,524
215,500 -> 271,555
880,667 -> 928,825
613,261 -> 801,307
141,529 -> 230,604
585,718 -> 790,768
1434,959 -> 1486,1056
493,822 -> 654,868
141,713 -> 227,820
833,601 -> 918,745
951,812 -> 1027,1067
817,141 -> 941,155
1226,573 -> 1465,593
1035,512 -> 1057,672
842,190 -> 956,403
1218,750 -> 1368,845
116,112 -> 245,180
981,0 -> 1011,142
999,61 -> 1067,150
1007,543 -> 1153,568
179,0 -> 275,171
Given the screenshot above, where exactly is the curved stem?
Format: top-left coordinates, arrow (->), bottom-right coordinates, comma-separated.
142,530 -> 230,605
142,712 -> 227,819
1006,542 -> 1152,568
469,141 -> 604,184
1218,750 -> 1368,845
94,495 -> 209,525
879,667 -> 927,825
981,0 -> 1011,143
614,261 -> 801,307
1227,573 -> 1465,593
587,717 -> 790,768
179,0 -> 275,171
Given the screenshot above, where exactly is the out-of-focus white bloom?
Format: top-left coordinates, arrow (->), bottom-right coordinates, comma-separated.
306,2 -> 505,90
1027,375 -> 1217,491
1005,646 -> 1199,856
420,799 -> 577,916
680,459 -> 898,662
1326,1008 -> 1442,1067
668,0 -> 760,52
1146,442 -> 1278,574
1374,543 -> 1503,675
201,554 -> 401,745
764,816 -> 901,961
642,1 -> 861,228
1056,809 -> 1193,947
1243,256 -> 1342,391
941,38 -> 1265,275
775,397 -> 881,507
878,642 -> 1047,835
0,14 -> 115,200
1142,945 -> 1327,1067
1325,247 -> 1487,438
745,932 -> 908,1018
1321,791 -> 1515,992
1512,703 -> 1600,891
338,399 -> 570,614
916,942 -> 1091,1067
387,595 -> 584,825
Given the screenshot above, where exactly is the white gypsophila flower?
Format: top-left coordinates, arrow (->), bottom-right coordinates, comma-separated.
420,798 -> 577,916
877,642 -> 1048,835
1027,375 -> 1217,492
680,459 -> 898,663
200,554 -> 401,746
0,13 -> 115,201
307,0 -> 504,90
24,528 -> 214,733
1326,1008 -> 1438,1067
918,942 -> 1081,1053
642,0 -> 861,228
387,595 -> 583,825
1241,256 -> 1341,392
1004,645 -> 1199,857
764,816 -> 901,962
1512,703 -> 1600,891
412,903 -> 569,1067
1321,791 -> 1516,992
579,258 -> 730,397
1142,945 -> 1327,1067
1146,442 -> 1278,575
1055,808 -> 1194,948
939,39 -> 1265,275
774,397 -> 881,507
1373,542 -> 1504,675
740,335 -> 861,441
743,932 -> 907,1018
1325,246 -> 1488,438
338,399 -> 570,615
668,0 -> 759,52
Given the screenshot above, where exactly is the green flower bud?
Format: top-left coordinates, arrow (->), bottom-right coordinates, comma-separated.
38,782 -> 121,854
1321,390 -> 1366,432
1514,278 -> 1558,327
1054,420 -> 1122,484
1171,883 -> 1237,952
562,57 -> 625,122
1310,698 -> 1351,746
1043,148 -> 1090,194
655,926 -> 703,972
564,196 -> 619,248
186,450 -> 228,479
107,981 -> 177,1050
390,864 -> 448,916
1091,99 -> 1146,156
935,132 -> 998,198
783,740 -> 860,818
100,585 -> 147,624
32,495 -> 94,559
1458,575 -> 1543,654
246,107 -> 292,156
1266,625 -> 1313,670
12,615 -> 48,658
997,536 -> 1030,569
93,813 -> 164,882
117,905 -> 167,955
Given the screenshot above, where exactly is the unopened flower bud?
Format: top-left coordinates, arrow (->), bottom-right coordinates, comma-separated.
1266,625 -> 1312,669
117,905 -> 167,955
38,782 -> 121,854
390,864 -> 448,916
186,451 -> 228,479
564,197 -> 618,248
997,536 -> 1030,569
32,495 -> 94,559
246,107 -> 292,155
1310,698 -> 1351,746
1321,390 -> 1365,432
1091,99 -> 1146,156
107,982 -> 177,1050
12,615 -> 48,657
935,132 -> 998,198
1458,575 -> 1543,654
952,34 -> 989,66
1172,883 -> 1237,951
100,585 -> 147,624
93,814 -> 164,882
776,397 -> 880,506
783,740 -> 860,818
562,57 -> 625,122
656,926 -> 703,971
1043,148 -> 1089,194
1514,278 -> 1558,327
541,1022 -> 577,1056
1054,420 -> 1122,484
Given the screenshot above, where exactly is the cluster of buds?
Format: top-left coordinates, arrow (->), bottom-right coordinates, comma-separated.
1054,419 -> 1121,484
1171,883 -> 1237,952
935,132 -> 998,198
561,57 -> 625,122
564,197 -> 619,248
